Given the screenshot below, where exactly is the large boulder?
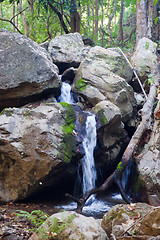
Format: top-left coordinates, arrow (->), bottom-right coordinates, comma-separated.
101,203 -> 160,238
29,211 -> 108,240
0,30 -> 60,109
72,46 -> 136,122
48,32 -> 89,73
0,103 -> 79,202
93,101 -> 128,174
131,37 -> 158,79
135,96 -> 160,206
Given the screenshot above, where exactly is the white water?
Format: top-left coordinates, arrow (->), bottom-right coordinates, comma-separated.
82,114 -> 97,196
58,82 -> 74,104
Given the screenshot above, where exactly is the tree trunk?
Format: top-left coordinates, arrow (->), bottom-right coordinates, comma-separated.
70,0 -> 80,33
119,0 -> 124,44
18,0 -> 29,37
153,0 -> 160,41
136,0 -> 147,44
107,0 -> 117,45
13,1 -> 15,32
87,3 -> 90,28
47,0 -> 69,34
147,0 -> 154,39
94,0 -> 99,41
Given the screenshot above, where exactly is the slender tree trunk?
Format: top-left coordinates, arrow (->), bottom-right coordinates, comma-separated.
119,0 -> 124,44
13,1 -> 15,32
92,5 -> 95,38
147,0 -> 154,39
101,0 -> 104,28
136,0 -> 147,44
101,0 -> 104,47
70,0 -> 81,33
107,0 -> 117,45
18,0 -> 29,36
94,0 -> 99,41
87,3 -> 90,28
153,0 -> 160,41
47,0 -> 69,34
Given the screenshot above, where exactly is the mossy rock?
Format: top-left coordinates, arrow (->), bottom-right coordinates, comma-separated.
74,78 -> 87,92
59,102 -> 76,163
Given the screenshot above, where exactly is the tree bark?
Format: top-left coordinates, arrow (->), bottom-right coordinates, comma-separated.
13,1 -> 15,32
18,0 -> 29,37
119,0 -> 124,44
153,0 -> 160,41
66,64 -> 160,213
47,0 -> 69,34
147,0 -> 154,39
94,0 -> 99,41
70,0 -> 80,33
107,0 -> 117,45
136,0 -> 147,44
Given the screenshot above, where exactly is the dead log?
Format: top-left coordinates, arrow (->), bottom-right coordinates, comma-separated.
66,66 -> 160,213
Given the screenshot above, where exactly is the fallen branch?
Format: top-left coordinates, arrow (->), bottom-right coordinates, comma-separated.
66,66 -> 160,213
117,47 -> 147,100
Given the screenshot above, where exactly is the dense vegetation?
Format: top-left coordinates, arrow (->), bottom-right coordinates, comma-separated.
0,0 -> 159,49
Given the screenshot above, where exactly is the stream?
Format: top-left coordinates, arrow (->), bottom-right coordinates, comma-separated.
55,80 -> 127,217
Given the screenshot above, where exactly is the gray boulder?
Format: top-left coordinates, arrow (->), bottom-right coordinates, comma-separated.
48,32 -> 90,73
29,211 -> 108,240
131,37 -> 158,79
0,30 -> 60,108
0,103 -> 78,202
93,101 -> 126,169
72,46 -> 136,122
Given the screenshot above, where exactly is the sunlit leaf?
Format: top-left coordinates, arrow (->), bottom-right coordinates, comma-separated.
154,0 -> 158,5
154,17 -> 159,25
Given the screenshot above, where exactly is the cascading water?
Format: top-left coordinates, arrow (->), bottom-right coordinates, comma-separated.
58,82 -> 74,104
82,114 -> 97,196
56,76 -> 125,216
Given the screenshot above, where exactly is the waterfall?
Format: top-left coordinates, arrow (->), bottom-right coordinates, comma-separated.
58,82 -> 74,104
82,114 -> 97,195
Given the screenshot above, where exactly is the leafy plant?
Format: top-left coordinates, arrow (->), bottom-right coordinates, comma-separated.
16,210 -> 75,239
117,161 -> 123,171
16,209 -> 49,230
144,73 -> 154,86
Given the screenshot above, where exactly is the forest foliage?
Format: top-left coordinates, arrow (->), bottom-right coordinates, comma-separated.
0,0 -> 159,49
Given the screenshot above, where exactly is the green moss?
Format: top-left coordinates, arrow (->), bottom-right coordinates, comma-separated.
133,173 -> 145,193
117,161 -> 123,172
75,78 -> 87,91
59,102 -> 76,163
98,110 -> 108,125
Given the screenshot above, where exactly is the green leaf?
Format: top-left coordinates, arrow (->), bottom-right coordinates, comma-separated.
154,17 -> 159,25
154,0 -> 158,5
145,42 -> 150,50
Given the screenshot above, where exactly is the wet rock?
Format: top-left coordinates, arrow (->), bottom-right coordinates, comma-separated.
72,46 -> 136,122
0,103 -> 79,202
131,37 -> 158,79
61,67 -> 77,83
0,30 -> 60,109
29,211 -> 108,240
48,32 -> 90,73
101,203 -> 160,238
93,100 -> 127,175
